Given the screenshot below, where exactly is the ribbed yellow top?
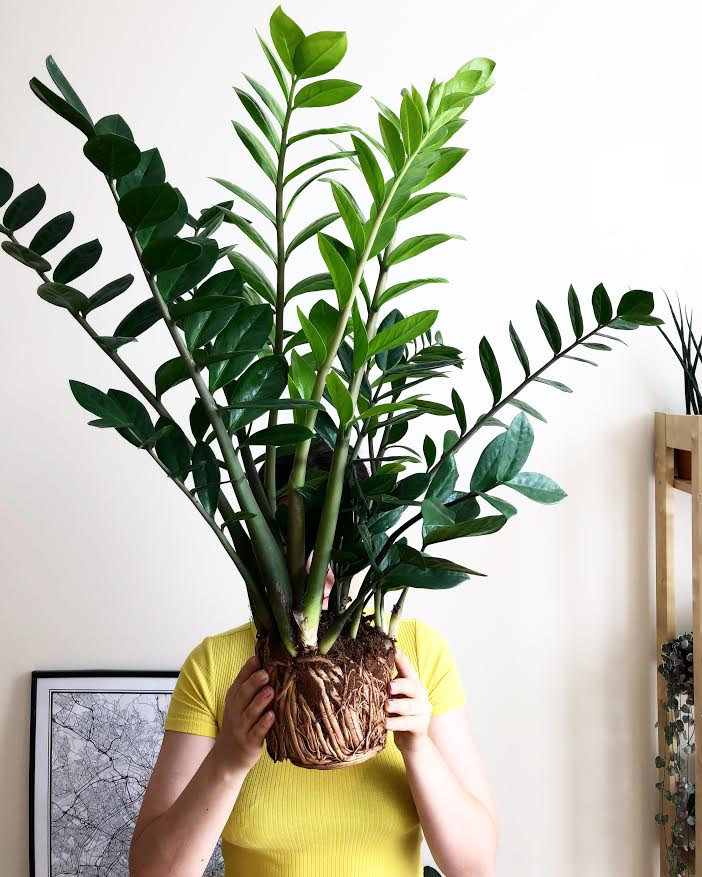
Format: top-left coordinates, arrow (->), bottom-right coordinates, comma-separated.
163,614 -> 466,877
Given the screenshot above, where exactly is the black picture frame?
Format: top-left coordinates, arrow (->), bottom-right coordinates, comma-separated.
29,669 -> 224,877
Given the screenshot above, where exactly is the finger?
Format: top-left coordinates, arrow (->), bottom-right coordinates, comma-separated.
249,707 -> 276,741
234,655 -> 261,690
387,677 -> 423,698
393,647 -> 419,680
386,715 -> 423,731
239,667 -> 271,705
384,697 -> 419,716
242,683 -> 275,732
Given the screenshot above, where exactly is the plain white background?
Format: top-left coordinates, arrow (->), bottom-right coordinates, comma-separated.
1,1 -> 700,874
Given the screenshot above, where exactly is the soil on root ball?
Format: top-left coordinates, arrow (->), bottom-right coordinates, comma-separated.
254,610 -> 397,770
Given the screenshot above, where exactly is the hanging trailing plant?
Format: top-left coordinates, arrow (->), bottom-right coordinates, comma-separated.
655,633 -> 696,875
1,6 -> 663,768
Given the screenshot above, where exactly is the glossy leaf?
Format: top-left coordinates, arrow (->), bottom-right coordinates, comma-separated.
257,31 -> 290,97
115,148 -> 166,198
83,133 -> 141,179
118,183 -> 179,230
378,113 -> 405,175
567,284 -> 584,338
616,289 -> 655,318
53,239 -> 102,284
327,370 -> 354,424
385,234 -> 462,267
1,241 -> 50,272
479,336 -> 501,405
29,77 -> 95,138
297,306 -> 327,366
218,208 -> 276,263
330,180 -> 365,257
3,183 -> 46,231
318,231 -> 353,305
84,273 -> 134,314
270,6 -> 305,74
417,147 -> 467,190
27,211 -> 73,255
37,280 -> 89,313
504,471 -> 567,504
233,122 -> 277,184
46,55 -> 94,125
423,513 -> 507,546
69,379 -> 131,427
286,212 -> 339,260
242,424 -> 314,446
222,354 -> 288,431
155,416 -> 191,479
451,388 -> 466,432
533,376 -> 572,392
294,31 -> 347,79
286,272 -> 333,301
378,277 -> 447,308
209,304 -> 273,391
508,397 -> 546,423
368,310 -> 438,357
227,251 -> 276,305
592,283 -> 613,324
295,79 -> 361,108
141,236 -> 201,274
400,91 -> 423,154
209,177 -> 275,225
114,297 -> 162,339
156,237 -> 218,301
536,300 -> 561,354
351,299 -> 368,370
234,87 -> 280,152
352,134 -> 384,208
0,167 -> 13,208
495,412 -> 533,481
192,441 -> 220,516
284,150 -> 354,186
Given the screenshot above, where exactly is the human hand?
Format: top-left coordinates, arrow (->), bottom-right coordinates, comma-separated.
384,647 -> 432,755
214,655 -> 275,774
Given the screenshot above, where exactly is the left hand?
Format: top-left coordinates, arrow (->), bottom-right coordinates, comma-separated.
384,646 -> 433,755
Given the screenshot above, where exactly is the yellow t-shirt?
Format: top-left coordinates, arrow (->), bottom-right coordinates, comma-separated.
163,615 -> 466,877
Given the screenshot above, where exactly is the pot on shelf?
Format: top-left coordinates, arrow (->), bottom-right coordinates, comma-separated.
254,615 -> 396,770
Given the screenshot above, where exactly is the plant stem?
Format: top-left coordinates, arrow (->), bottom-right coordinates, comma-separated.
318,577 -> 376,654
105,180 -> 297,656
387,587 -> 407,639
265,79 -> 297,508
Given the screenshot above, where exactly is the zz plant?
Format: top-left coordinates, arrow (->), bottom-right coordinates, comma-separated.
1,7 -> 662,764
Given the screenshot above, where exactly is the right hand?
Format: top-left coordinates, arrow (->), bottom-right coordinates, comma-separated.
214,655 -> 275,774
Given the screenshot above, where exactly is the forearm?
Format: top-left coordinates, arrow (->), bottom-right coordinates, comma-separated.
129,740 -> 247,877
402,737 -> 498,877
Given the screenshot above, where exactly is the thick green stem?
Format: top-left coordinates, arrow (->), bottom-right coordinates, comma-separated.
265,79 -> 297,508
105,182 -> 298,656
387,587 -> 407,639
299,429 -> 351,646
374,586 -> 385,633
287,172 -> 411,620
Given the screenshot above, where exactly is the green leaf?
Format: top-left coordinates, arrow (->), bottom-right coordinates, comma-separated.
504,471 -> 567,504
46,54 -> 94,125
232,122 -> 277,184
381,551 -> 476,590
3,183 -> 46,231
29,76 -> 94,138
69,379 -> 130,426
327,370 -> 354,424
83,133 -> 141,179
478,491 -> 518,519
496,412 -> 533,481
257,31 -> 290,97
423,435 -> 437,468
479,336 -> 501,405
0,168 -> 13,208
567,284 -> 584,338
535,300 -> 561,354
368,310 -> 438,357
106,388 -> 154,447
53,239 -> 102,284
226,251 -> 275,305
209,177 -> 275,225
470,432 -> 506,492
209,304 -> 273,391
118,183 -> 179,231
1,241 -> 51,272
155,356 -> 189,396
581,341 -> 611,351
27,211 -> 74,255
222,354 -> 288,431
37,280 -> 88,312
378,277 -> 447,308
217,208 -> 276,263
286,212 -> 339,260
318,231 -> 353,306
592,282 -> 613,324
385,234 -> 462,267
330,180 -> 365,256
114,297 -> 162,339
399,192 -> 461,221
378,113 -> 405,176
141,236 -> 201,274
288,125 -> 358,145
234,87 -> 280,152
508,322 -> 530,378
96,335 -> 136,351
241,424 -> 314,446
115,148 -> 166,199
616,289 -> 655,318
230,398 -> 324,411
284,166 -> 348,218
533,376 -> 572,392
284,151 -> 354,186
297,305 -> 327,366
290,349 -> 317,398
192,441 -> 220,515
295,79 -> 361,108
243,74 -> 285,126
154,416 -> 190,479
294,31 -> 347,79
156,237 -> 218,301
286,272 -> 334,302
507,397 -> 547,423
84,273 -> 134,314
423,514 -> 507,546
351,300 -> 368,370
269,6 -> 305,74
451,388 -> 466,432
400,91 -> 424,154
417,147 -> 467,190
352,134 -> 385,208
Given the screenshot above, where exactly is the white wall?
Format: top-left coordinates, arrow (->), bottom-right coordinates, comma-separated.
1,1 -> 700,874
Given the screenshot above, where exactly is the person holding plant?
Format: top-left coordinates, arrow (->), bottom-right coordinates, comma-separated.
128,442 -> 500,877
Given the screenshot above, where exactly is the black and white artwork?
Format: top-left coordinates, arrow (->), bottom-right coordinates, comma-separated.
30,670 -> 224,877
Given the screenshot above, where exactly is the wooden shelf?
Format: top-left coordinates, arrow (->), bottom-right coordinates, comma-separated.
654,412 -> 702,874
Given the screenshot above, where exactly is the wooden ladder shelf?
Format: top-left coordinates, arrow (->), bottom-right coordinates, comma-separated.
654,411 -> 700,874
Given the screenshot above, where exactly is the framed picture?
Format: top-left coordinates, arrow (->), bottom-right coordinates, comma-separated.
29,670 -> 224,877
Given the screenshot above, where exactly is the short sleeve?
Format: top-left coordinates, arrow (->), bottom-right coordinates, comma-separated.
414,618 -> 467,715
163,637 -> 219,738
